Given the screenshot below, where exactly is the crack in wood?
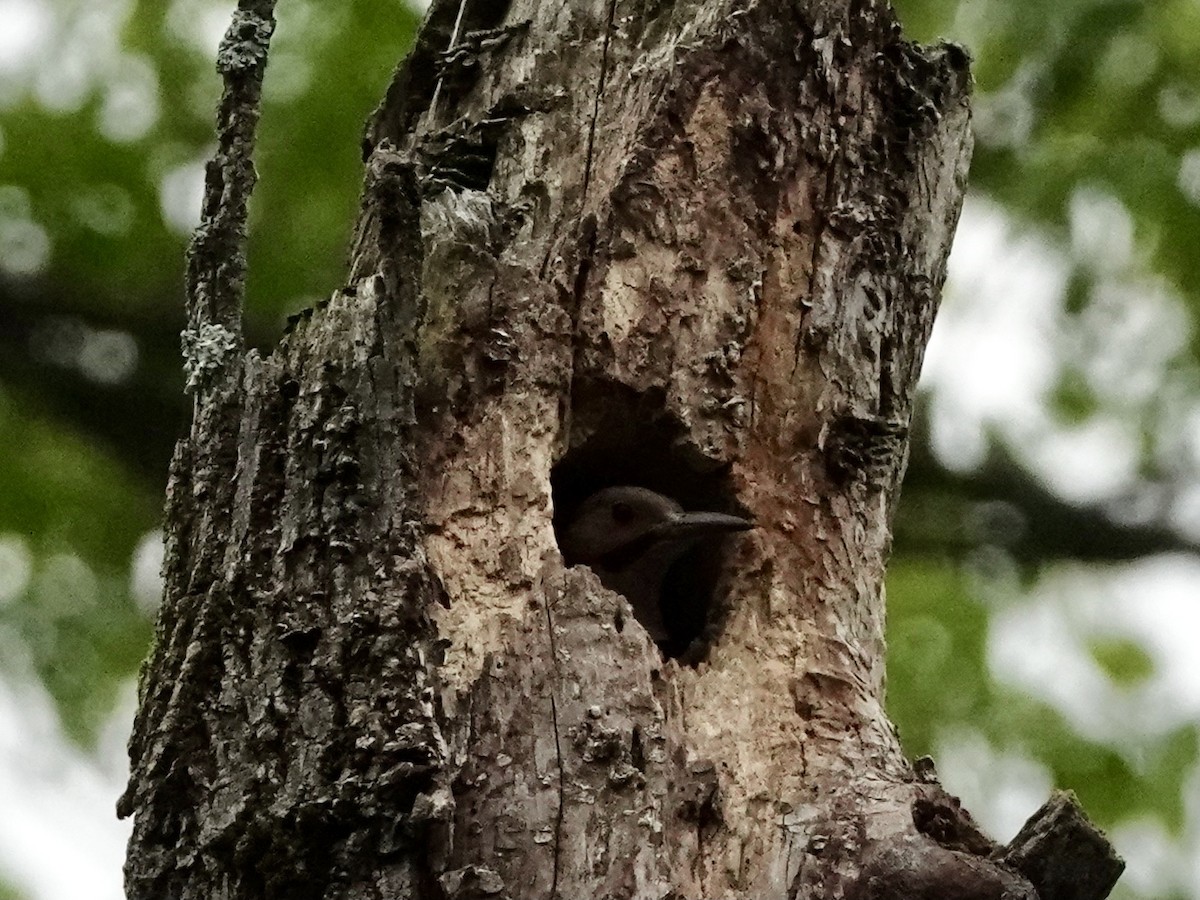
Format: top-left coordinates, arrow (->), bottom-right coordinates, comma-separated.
580,0 -> 619,209
542,590 -> 566,898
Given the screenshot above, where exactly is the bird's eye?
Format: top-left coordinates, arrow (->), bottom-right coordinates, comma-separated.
611,501 -> 635,524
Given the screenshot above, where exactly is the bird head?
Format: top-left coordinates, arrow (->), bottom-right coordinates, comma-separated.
561,485 -> 753,571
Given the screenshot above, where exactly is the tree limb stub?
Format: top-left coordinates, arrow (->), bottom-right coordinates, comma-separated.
999,791 -> 1125,900
183,0 -> 276,392
122,0 -> 1124,897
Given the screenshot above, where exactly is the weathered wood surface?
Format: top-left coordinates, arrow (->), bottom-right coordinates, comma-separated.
119,0 -> 1100,897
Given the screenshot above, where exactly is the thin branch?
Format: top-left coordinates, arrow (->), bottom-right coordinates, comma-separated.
182,0 -> 277,395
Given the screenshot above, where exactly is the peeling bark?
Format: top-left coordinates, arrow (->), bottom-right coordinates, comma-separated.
122,0 -> 1122,898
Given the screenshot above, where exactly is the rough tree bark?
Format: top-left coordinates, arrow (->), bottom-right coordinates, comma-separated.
121,0 -> 1123,897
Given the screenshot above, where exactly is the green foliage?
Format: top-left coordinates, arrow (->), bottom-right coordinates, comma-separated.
886,559 -> 990,755
894,0 -> 1200,362
1051,366 -> 1100,424
1088,635 -> 1155,686
883,4 -> 1200,881
1,106 -> 184,307
888,558 -> 1199,850
0,386 -> 156,743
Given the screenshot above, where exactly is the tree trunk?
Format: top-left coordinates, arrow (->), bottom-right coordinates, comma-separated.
120,0 -> 1121,898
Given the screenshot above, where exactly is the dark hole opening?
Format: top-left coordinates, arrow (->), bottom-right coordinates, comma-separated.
551,381 -> 749,661
631,725 -> 645,772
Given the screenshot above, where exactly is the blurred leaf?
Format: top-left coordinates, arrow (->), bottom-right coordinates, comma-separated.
1141,725 -> 1199,834
897,0 -> 1200,365
886,559 -> 990,755
1088,635 -> 1156,686
0,386 -> 157,743
0,388 -> 157,563
887,556 -> 1195,845
1051,367 -> 1100,424
1061,267 -> 1092,315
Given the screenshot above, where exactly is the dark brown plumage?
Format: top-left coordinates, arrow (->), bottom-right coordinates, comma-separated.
561,486 -> 752,641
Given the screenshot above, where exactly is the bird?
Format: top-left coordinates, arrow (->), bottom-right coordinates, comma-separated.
560,485 -> 753,642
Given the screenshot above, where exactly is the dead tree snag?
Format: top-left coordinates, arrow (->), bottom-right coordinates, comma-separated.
121,0 -> 1123,898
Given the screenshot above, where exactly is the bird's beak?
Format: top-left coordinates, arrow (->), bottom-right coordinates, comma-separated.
653,510 -> 754,543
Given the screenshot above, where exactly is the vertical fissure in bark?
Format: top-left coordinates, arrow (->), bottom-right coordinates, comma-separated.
560,219 -> 598,413
541,591 -> 567,897
580,0 -> 621,208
